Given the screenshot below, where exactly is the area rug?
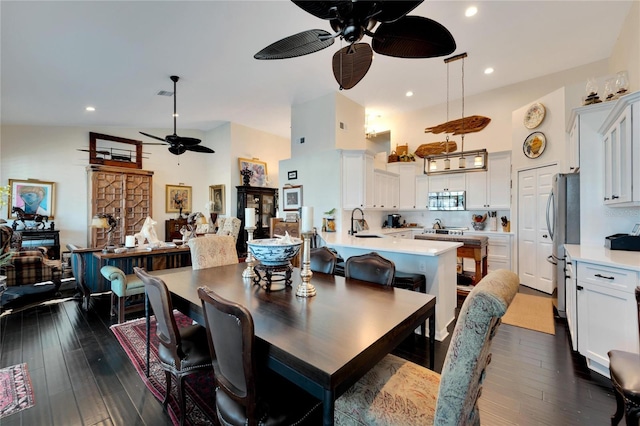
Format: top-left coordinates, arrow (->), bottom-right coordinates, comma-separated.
501,293 -> 556,335
110,313 -> 216,426
0,363 -> 35,419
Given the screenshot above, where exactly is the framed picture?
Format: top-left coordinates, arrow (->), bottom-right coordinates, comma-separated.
166,185 -> 192,213
238,157 -> 268,187
209,184 -> 226,215
288,170 -> 298,180
8,178 -> 56,218
283,185 -> 302,211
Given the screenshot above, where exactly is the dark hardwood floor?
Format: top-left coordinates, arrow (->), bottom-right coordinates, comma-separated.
1,286 -> 616,425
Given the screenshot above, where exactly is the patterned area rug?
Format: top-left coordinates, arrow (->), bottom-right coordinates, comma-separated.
110,313 -> 216,426
0,363 -> 35,419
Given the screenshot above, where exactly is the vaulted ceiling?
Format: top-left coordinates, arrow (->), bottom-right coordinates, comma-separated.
1,1 -> 634,139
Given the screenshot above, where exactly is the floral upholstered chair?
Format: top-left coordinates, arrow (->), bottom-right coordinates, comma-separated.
334,269 -> 520,426
189,235 -> 238,270
215,217 -> 241,242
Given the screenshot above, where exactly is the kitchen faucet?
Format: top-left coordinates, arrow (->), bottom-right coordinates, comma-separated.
350,208 -> 364,235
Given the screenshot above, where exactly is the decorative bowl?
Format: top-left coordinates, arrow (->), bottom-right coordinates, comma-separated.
471,222 -> 486,231
248,238 -> 303,266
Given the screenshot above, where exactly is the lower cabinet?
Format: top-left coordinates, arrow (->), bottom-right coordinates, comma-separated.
463,232 -> 512,273
576,261 -> 639,378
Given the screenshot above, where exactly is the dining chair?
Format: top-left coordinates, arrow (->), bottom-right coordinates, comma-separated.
345,251 -> 395,286
134,267 -> 212,426
310,246 -> 338,274
188,235 -> 238,270
215,217 -> 242,242
334,269 -> 520,426
608,286 -> 640,426
197,286 -> 322,426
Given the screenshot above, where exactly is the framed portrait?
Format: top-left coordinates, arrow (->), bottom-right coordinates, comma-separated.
166,185 -> 192,213
8,179 -> 56,218
238,157 -> 268,187
209,184 -> 226,215
283,185 -> 302,211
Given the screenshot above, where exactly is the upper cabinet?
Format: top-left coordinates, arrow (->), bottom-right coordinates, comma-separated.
599,91 -> 640,206
466,151 -> 511,210
372,170 -> 399,209
342,150 -> 375,209
386,162 -> 422,209
428,173 -> 465,192
567,102 -> 614,173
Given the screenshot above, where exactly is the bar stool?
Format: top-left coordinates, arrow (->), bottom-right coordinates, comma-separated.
101,265 -> 145,323
393,271 -> 427,336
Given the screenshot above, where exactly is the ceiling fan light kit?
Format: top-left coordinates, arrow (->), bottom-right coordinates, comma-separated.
139,75 -> 214,156
255,0 -> 456,90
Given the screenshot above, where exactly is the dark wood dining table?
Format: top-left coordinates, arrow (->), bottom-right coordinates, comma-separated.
145,263 -> 436,426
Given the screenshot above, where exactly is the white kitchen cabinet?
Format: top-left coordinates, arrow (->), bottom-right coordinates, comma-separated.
342,151 -> 374,209
466,151 -> 511,210
599,92 -> 640,206
464,232 -> 512,272
428,173 -> 465,192
372,170 -> 399,209
568,116 -> 580,172
565,253 -> 577,351
576,261 -> 639,378
415,175 -> 429,210
567,101 -> 614,173
386,162 -> 421,209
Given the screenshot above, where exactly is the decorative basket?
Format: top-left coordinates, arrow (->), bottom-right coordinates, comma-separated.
388,151 -> 399,163
396,144 -> 408,156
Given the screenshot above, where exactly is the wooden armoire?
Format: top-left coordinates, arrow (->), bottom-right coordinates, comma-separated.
88,165 -> 153,248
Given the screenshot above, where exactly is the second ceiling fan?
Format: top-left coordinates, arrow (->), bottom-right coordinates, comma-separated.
254,0 -> 456,89
140,75 -> 214,155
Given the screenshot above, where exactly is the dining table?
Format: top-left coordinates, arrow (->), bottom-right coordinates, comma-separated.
145,262 -> 436,426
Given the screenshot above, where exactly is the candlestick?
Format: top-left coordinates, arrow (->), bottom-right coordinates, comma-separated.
242,226 -> 257,279
296,231 -> 316,297
301,206 -> 313,233
245,207 -> 256,228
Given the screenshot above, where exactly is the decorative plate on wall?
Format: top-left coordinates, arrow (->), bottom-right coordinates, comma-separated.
523,102 -> 546,129
523,132 -> 546,159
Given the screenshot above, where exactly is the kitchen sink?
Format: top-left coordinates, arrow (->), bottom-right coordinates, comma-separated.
354,234 -> 382,238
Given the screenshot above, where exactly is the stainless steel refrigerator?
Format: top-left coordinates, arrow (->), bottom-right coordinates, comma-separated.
546,172 -> 580,318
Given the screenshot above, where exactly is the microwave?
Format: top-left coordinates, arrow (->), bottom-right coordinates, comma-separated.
428,191 -> 466,211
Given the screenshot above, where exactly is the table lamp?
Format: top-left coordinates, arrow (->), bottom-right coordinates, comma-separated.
91,213 -> 117,252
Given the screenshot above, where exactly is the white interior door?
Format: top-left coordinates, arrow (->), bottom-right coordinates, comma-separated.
517,164 -> 558,293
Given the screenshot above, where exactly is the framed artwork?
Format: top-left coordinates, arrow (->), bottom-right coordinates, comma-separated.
283,185 -> 302,211
166,185 -> 192,213
8,178 -> 56,218
288,170 -> 298,180
238,157 -> 268,187
209,184 -> 226,215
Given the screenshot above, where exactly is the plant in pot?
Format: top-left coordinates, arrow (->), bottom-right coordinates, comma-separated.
323,208 -> 336,232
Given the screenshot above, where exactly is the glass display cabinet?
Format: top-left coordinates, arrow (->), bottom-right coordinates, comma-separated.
236,186 -> 277,256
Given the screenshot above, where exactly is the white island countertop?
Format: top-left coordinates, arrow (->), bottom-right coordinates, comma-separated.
565,244 -> 640,272
319,231 -> 462,256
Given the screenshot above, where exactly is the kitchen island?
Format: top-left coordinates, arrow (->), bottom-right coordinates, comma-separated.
319,231 -> 462,341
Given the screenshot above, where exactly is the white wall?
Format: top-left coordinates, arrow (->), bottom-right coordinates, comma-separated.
609,1 -> 640,92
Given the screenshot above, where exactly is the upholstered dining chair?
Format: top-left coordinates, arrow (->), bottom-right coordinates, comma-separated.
215,217 -> 242,242
197,286 -> 322,426
310,246 -> 338,274
345,251 -> 395,286
608,286 -> 640,426
134,267 -> 212,426
334,269 -> 520,426
101,265 -> 145,323
188,235 -> 238,270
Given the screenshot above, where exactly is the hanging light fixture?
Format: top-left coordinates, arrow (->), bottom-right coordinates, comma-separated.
458,54 -> 466,169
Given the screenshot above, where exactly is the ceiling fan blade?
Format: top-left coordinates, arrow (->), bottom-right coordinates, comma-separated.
169,145 -> 187,155
292,1 -> 352,20
185,144 -> 215,154
255,30 -> 335,60
175,136 -> 202,146
139,131 -> 167,142
372,16 -> 456,58
374,1 -> 423,23
332,43 -> 373,90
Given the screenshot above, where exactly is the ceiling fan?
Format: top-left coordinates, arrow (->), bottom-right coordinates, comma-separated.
254,1 -> 456,89
140,75 -> 214,155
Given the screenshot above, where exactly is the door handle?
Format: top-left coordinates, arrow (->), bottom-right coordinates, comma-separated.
542,234 -> 548,238
594,273 -> 614,280
577,285 -> 583,291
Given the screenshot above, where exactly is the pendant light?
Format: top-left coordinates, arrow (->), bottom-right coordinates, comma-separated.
458,55 -> 466,169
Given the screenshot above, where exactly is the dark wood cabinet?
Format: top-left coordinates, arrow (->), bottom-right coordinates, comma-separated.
165,218 -> 188,242
236,186 -> 277,256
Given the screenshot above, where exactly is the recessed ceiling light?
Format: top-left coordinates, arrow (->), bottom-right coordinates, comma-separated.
85,106 -> 95,112
406,91 -> 414,97
465,6 -> 477,17
484,67 -> 494,75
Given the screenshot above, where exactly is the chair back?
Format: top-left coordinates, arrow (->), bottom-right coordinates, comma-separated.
66,244 -> 85,290
434,269 -> 519,425
345,252 -> 395,286
198,286 -> 258,421
0,225 -> 12,254
216,217 -> 242,242
134,267 -> 183,366
189,235 -> 238,270
310,246 -> 337,274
